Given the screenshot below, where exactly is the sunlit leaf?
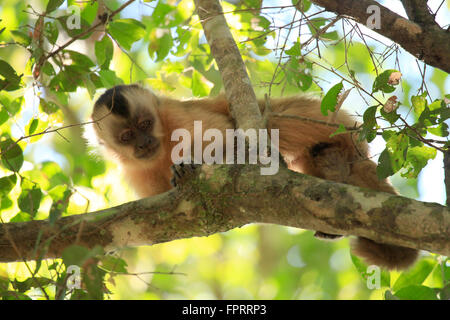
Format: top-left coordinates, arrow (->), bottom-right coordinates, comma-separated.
95,35 -> 114,69
394,285 -> 438,300
48,185 -> 72,224
18,186 -> 42,217
44,21 -> 59,44
10,29 -> 31,46
392,259 -> 435,292
0,174 -> 17,196
411,92 -> 428,116
99,70 -> 124,88
0,60 -> 21,91
46,0 -> 64,13
107,19 -> 146,51
192,70 -> 210,97
401,146 -> 437,178
0,138 -> 23,172
372,69 -> 399,93
321,82 -> 343,115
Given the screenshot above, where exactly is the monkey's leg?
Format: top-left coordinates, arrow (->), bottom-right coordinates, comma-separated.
305,142 -> 418,269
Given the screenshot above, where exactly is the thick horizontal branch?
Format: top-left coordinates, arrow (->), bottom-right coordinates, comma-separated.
0,164 -> 448,263
311,0 -> 450,73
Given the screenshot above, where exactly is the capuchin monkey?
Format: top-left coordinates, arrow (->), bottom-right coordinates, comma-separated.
89,84 -> 418,270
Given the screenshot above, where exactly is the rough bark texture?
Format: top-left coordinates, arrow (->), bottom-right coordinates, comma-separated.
311,0 -> 450,73
0,165 -> 449,262
194,0 -> 264,131
444,151 -> 450,206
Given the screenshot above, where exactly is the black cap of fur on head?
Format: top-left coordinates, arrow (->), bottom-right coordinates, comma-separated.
94,84 -> 141,118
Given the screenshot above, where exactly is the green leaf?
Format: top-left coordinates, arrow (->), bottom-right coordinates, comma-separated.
42,61 -> 56,76
329,123 -> 347,138
427,122 -> 448,137
359,105 -> 378,142
428,99 -> 444,111
292,0 -> 311,12
384,133 -> 409,171
95,35 -> 114,69
0,138 -> 24,172
44,21 -> 59,44
1,196 -> 13,210
192,70 -> 210,97
393,258 -> 435,292
107,19 -> 146,51
10,211 -> 33,223
100,256 -> 128,273
0,174 -> 17,196
41,161 -> 69,187
151,1 -> 175,26
46,0 -> 64,13
411,93 -> 427,116
0,60 -> 21,91
40,98 -> 59,114
394,285 -> 438,300
350,254 -> 390,288
155,32 -> 172,62
377,148 -> 395,179
307,17 -> 326,35
62,245 -> 104,267
402,146 -> 437,178
18,186 -> 42,217
380,106 -> 400,124
372,69 -> 399,93
65,50 -> 95,70
0,105 -> 8,125
12,277 -> 53,293
49,67 -> 84,92
285,40 -> 301,56
284,58 -> 312,91
27,118 -> 39,135
320,82 -> 343,116
245,0 -> 263,8
48,185 -> 72,224
384,290 -> 399,300
10,30 -> 31,46
57,15 -> 93,40
99,70 -> 124,88
321,31 -> 338,41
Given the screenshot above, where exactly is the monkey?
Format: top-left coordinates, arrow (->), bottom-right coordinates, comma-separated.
88,84 -> 418,270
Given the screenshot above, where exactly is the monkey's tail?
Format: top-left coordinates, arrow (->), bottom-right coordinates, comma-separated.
351,237 -> 418,270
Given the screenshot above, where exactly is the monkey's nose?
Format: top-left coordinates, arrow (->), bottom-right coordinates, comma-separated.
136,136 -> 152,149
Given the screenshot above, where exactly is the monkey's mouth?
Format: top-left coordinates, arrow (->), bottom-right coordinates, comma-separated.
134,140 -> 160,159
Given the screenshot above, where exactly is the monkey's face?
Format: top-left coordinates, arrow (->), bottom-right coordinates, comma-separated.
91,85 -> 164,164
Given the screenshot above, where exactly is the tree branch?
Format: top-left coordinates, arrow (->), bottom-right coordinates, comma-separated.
194,0 -> 264,131
444,150 -> 450,206
0,165 -> 448,263
310,0 -> 450,73
400,0 -> 438,27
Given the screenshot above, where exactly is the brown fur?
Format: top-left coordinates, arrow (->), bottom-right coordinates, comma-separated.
90,85 -> 418,270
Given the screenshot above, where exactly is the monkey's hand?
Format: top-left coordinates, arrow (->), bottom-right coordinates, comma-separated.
170,163 -> 201,188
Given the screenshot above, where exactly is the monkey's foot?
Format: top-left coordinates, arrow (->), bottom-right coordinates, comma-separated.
170,162 -> 201,187
314,231 -> 343,241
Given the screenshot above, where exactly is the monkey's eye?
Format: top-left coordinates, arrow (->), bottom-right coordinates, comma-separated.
138,120 -> 151,130
120,130 -> 134,143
